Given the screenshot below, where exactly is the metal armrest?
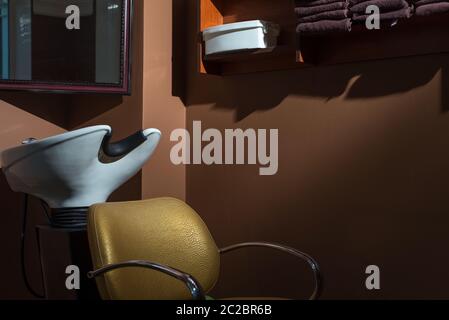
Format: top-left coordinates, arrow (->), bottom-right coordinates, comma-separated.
87,260 -> 205,300
219,242 -> 322,300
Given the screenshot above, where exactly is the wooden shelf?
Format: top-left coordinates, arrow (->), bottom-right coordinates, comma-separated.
199,0 -> 449,75
300,13 -> 449,65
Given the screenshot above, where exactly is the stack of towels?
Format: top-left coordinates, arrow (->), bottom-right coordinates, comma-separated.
295,0 -> 352,35
295,0 -> 448,36
414,0 -> 449,16
349,0 -> 413,24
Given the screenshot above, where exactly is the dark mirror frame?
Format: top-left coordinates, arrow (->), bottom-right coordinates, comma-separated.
0,0 -> 133,95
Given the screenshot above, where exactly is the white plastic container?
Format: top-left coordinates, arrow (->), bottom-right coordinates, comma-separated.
202,20 -> 280,56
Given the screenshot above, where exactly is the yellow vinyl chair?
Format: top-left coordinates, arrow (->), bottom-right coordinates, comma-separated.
86,198 -> 322,300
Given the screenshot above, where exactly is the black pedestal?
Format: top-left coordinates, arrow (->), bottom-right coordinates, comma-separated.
36,226 -> 100,300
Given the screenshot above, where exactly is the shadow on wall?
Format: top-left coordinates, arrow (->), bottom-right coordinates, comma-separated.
66,94 -> 124,129
172,0 -> 448,121
0,92 -> 69,128
0,91 -> 123,130
0,172 -> 47,299
443,64 -> 449,112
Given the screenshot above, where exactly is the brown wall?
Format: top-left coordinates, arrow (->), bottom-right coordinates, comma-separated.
141,0 -> 186,200
184,0 -> 449,299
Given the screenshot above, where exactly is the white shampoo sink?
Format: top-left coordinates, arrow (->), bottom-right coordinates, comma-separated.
1,125 -> 161,225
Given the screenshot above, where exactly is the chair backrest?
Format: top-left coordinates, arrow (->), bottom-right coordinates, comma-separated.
87,197 -> 220,300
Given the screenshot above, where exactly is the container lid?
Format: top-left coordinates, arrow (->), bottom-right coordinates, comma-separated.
203,20 -> 276,36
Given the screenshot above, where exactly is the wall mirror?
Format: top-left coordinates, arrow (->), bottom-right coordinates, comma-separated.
0,0 -> 132,94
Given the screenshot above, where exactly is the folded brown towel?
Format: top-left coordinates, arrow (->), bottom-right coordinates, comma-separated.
298,9 -> 349,22
415,2 -> 449,14
350,0 -> 409,13
295,1 -> 348,17
414,0 -> 449,6
295,0 -> 343,6
352,6 -> 413,20
349,0 -> 372,4
297,18 -> 352,34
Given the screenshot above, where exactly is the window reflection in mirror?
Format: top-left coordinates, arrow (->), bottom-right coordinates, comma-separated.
2,0 -> 123,84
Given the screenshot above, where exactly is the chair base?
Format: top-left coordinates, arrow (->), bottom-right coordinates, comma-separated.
51,207 -> 89,230
37,226 -> 100,300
